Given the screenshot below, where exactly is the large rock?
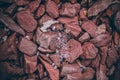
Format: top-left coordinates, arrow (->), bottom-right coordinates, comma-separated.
16,10 -> 37,32
46,0 -> 59,18
18,37 -> 37,56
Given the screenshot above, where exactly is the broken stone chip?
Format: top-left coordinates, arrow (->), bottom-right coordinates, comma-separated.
25,0 -> 41,13
37,64 -> 44,79
46,0 -> 59,18
79,32 -> 90,43
64,67 -> 95,80
81,42 -> 98,59
59,3 -> 80,17
35,4 -> 45,18
59,39 -> 83,63
24,54 -> 37,73
0,12 -> 25,36
50,54 -> 61,67
58,16 -> 81,37
18,37 -> 37,56
96,64 -> 108,80
82,21 -> 98,37
61,63 -> 81,76
16,10 -> 37,32
40,57 -> 59,80
91,33 -> 112,47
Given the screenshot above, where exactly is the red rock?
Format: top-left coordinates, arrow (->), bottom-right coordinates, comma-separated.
100,46 -> 108,65
58,16 -> 81,37
26,0 -> 41,13
81,59 -> 91,66
91,33 -> 112,47
35,28 -> 58,51
81,42 -> 98,59
50,54 -> 61,67
96,64 -> 108,80
114,32 -> 119,45
0,33 -> 17,60
82,21 -> 98,37
15,0 -> 29,6
39,14 -> 53,23
35,5 -> 45,18
24,55 -> 37,73
79,32 -> 90,43
64,67 -> 95,80
40,58 -> 59,80
61,63 -> 81,76
18,37 -> 37,56
46,0 -> 59,18
60,3 -> 80,17
91,54 -> 100,68
59,39 -> 83,63
39,54 -> 53,64
16,10 -> 37,32
38,64 -> 44,79
79,8 -> 88,20
0,12 -> 25,36
106,47 -> 118,68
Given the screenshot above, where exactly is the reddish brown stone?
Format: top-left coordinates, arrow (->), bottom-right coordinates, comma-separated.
35,5 -> 45,18
64,67 -> 95,80
82,21 -> 98,37
0,12 -> 25,36
61,63 -> 81,76
50,54 -> 61,67
91,33 -> 112,47
81,59 -> 91,66
18,37 -> 37,56
100,46 -> 108,65
60,3 -> 80,17
79,8 -> 88,20
16,10 -> 37,32
39,54 -> 53,64
15,0 -> 29,6
24,55 -> 37,73
26,0 -> 41,13
35,28 -> 58,52
81,42 -> 98,59
79,32 -> 90,43
59,39 -> 83,63
114,32 -> 119,45
46,0 -> 59,18
91,54 -> 100,68
58,16 -> 81,37
38,64 -> 44,79
40,58 -> 59,80
96,64 -> 108,80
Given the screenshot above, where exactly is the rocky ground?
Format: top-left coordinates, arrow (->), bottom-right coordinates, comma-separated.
0,0 -> 120,80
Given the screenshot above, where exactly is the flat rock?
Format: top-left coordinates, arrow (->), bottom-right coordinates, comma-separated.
16,10 -> 37,32
18,37 -> 37,56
